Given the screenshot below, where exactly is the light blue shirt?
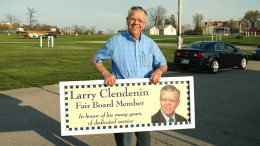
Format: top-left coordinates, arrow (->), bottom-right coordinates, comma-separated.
94,31 -> 167,79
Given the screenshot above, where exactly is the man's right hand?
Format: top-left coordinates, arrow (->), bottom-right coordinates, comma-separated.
103,72 -> 116,86
91,57 -> 116,86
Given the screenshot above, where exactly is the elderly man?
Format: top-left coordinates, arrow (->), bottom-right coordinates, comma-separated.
91,6 -> 167,146
152,85 -> 187,123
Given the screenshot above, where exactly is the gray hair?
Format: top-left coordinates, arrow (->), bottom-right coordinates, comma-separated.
160,85 -> 180,98
128,6 -> 147,17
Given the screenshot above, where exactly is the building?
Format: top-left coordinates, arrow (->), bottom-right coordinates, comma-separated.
117,28 -> 128,34
142,25 -> 159,35
118,24 -> 176,35
204,19 -> 242,35
158,25 -> 177,35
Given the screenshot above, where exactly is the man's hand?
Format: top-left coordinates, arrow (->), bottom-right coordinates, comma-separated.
103,72 -> 116,86
91,57 -> 116,86
150,65 -> 168,83
150,69 -> 163,83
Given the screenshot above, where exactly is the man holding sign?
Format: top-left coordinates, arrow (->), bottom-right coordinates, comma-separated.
91,6 -> 167,146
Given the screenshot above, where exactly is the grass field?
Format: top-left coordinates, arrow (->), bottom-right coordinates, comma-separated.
0,33 -> 258,90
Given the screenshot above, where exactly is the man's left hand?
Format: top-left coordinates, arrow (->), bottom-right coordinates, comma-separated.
150,69 -> 163,83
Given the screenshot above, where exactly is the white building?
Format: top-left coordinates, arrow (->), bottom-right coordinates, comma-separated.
118,24 -> 176,35
142,25 -> 159,35
159,25 -> 177,35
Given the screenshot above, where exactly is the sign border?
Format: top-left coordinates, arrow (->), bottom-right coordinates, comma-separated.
60,76 -> 195,136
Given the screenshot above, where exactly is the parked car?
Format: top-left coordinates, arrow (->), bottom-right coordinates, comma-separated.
252,46 -> 260,60
174,41 -> 248,73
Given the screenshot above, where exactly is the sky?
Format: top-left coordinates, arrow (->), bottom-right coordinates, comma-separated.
1,0 -> 260,32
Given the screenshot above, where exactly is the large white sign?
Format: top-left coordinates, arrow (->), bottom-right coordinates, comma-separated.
60,77 -> 195,136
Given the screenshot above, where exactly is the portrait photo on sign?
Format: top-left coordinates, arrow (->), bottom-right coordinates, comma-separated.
151,85 -> 188,124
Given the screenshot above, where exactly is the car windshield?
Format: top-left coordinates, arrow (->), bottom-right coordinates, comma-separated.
184,42 -> 212,50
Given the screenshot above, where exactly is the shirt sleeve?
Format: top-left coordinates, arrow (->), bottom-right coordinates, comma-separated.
151,41 -> 167,68
94,39 -> 113,63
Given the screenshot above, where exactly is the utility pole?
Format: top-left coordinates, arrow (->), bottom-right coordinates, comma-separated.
177,0 -> 182,49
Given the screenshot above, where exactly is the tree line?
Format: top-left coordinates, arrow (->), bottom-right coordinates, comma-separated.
147,6 -> 260,35
1,6 -> 260,35
0,7 -> 97,34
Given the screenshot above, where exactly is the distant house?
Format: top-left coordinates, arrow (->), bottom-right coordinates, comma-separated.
118,24 -> 176,35
204,19 -> 242,35
97,31 -> 103,34
215,27 -> 230,35
158,25 -> 177,35
142,25 -> 159,35
118,28 -> 128,34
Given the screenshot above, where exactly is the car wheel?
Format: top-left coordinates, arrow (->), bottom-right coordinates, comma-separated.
209,59 -> 219,74
238,57 -> 247,69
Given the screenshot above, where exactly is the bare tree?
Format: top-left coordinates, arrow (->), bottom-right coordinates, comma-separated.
72,24 -> 87,34
85,26 -> 96,34
182,24 -> 192,33
147,5 -> 167,28
164,15 -> 177,28
5,14 -> 20,24
26,7 -> 38,30
242,10 -> 260,29
193,13 -> 204,35
5,14 -> 20,30
106,29 -> 114,35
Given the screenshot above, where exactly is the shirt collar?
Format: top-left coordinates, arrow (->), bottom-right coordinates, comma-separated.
126,30 -> 142,42
160,108 -> 176,123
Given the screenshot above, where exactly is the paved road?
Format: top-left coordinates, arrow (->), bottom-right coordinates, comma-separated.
1,61 -> 260,145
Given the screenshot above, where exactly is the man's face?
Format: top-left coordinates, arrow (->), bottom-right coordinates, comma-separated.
126,10 -> 146,39
160,90 -> 180,118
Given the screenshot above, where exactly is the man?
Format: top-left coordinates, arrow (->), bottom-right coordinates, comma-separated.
152,85 -> 187,123
91,6 -> 167,146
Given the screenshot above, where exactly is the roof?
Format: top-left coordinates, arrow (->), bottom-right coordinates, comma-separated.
143,25 -> 157,30
205,21 -> 242,26
118,28 -> 128,32
158,24 -> 175,30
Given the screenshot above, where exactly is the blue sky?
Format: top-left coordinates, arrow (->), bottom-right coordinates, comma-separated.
1,0 -> 260,32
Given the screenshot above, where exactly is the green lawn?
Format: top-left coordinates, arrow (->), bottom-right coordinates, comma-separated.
0,42 -> 104,90
153,34 -> 260,46
0,33 -> 258,90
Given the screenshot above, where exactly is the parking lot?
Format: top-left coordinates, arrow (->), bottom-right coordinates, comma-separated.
0,60 -> 260,145
162,60 -> 260,145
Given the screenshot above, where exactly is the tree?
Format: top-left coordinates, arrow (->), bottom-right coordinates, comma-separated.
85,26 -> 96,34
72,24 -> 87,34
33,23 -> 42,30
26,7 -> 38,30
5,14 -> 21,30
147,5 -> 167,28
182,24 -> 193,34
242,10 -> 260,29
0,23 -> 11,32
5,14 -> 20,24
193,13 -> 204,35
106,29 -> 115,35
164,15 -> 177,28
